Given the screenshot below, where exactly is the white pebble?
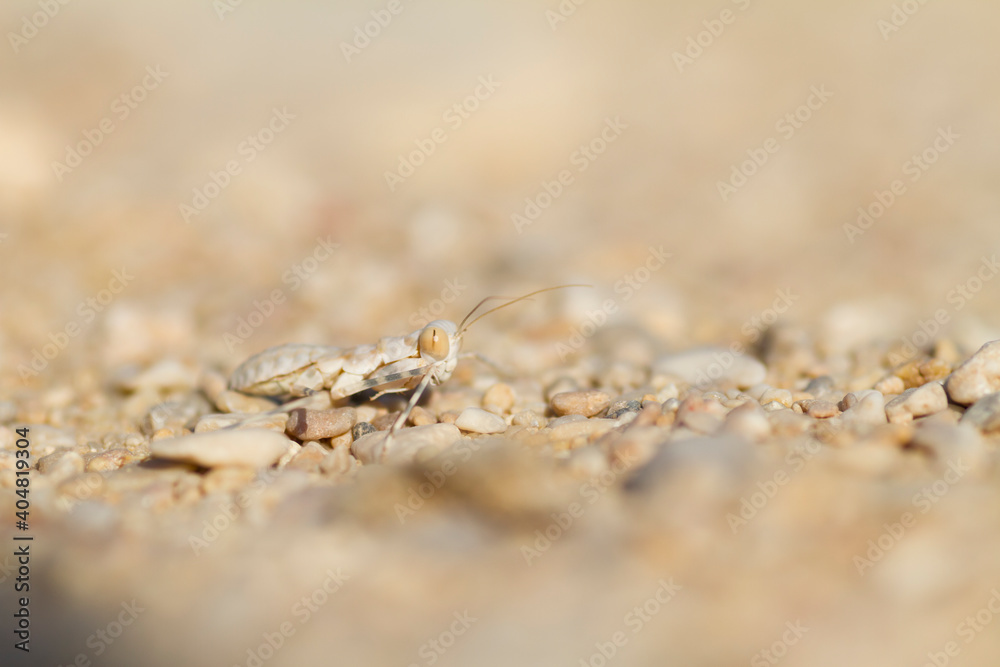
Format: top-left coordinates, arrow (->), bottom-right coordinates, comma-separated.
151,429 -> 291,468
455,407 -> 507,434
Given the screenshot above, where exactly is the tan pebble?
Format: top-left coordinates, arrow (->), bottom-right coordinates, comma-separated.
759,388 -> 793,408
512,410 -> 544,428
285,441 -> 328,472
944,340 -> 1000,405
455,407 -> 507,434
885,383 -> 948,424
482,382 -> 516,413
550,390 -> 611,417
214,390 -> 278,414
286,407 -> 356,440
85,449 -> 128,472
36,450 -> 85,478
547,418 -> 617,441
545,377 -> 581,401
408,405 -> 436,427
151,429 -> 292,468
195,412 -> 288,433
152,428 -> 181,441
918,358 -> 951,383
894,361 -> 924,389
874,374 -> 906,395
199,370 -> 229,405
351,423 -> 461,464
320,443 -> 357,476
438,410 -> 461,425
372,412 -> 401,431
354,405 -> 379,423
329,432 -> 352,449
806,400 -> 840,419
722,402 -> 771,441
934,339 -> 961,365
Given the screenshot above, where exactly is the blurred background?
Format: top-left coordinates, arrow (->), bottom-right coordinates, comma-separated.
3,1 -> 1000,665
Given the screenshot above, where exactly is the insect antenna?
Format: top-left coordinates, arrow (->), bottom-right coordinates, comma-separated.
457,284 -> 590,336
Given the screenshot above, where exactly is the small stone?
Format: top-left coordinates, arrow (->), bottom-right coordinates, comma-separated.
722,402 -> 771,441
115,358 -> 200,392
874,375 -> 905,395
150,429 -> 291,468
841,392 -> 887,426
351,422 -> 376,440
372,412 -> 402,431
545,377 -> 581,401
85,449 -> 130,472
960,392 -> 1000,432
511,410 -> 544,428
607,399 -> 642,421
285,441 -> 328,472
37,450 -> 85,477
482,383 -> 516,414
945,340 -> 1000,405
546,418 -> 617,442
408,406 -> 436,427
351,423 -> 461,464
194,412 -> 288,433
759,388 -> 793,408
804,376 -> 835,396
455,407 -> 507,434
285,407 -> 356,440
550,390 -> 611,417
142,397 -> 212,435
676,395 -> 727,434
918,359 -> 951,383
214,390 -> 279,414
653,347 -> 766,388
885,383 -> 948,424
805,400 -> 840,419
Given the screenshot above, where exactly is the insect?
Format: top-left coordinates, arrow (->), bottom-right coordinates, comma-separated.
229,285 -> 584,435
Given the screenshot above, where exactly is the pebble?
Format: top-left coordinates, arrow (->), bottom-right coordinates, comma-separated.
141,397 -> 212,435
759,388 -> 793,408
721,402 -> 771,441
408,406 -> 436,427
550,390 -> 611,417
945,339 -> 1000,405
352,422 -> 376,440
804,399 -> 840,419
607,399 -> 642,421
36,450 -> 85,478
959,392 -> 1000,432
482,383 -> 516,413
194,412 -> 288,433
546,418 -> 617,442
114,358 -> 200,392
372,412 -> 402,431
85,449 -> 129,472
150,429 -> 292,468
544,377 -> 581,401
652,347 -> 766,388
885,383 -> 948,424
455,407 -> 507,434
285,441 -> 328,473
285,407 -> 356,440
351,423 -> 461,465
675,395 -> 727,434
873,375 -> 905,396
841,392 -> 887,426
804,376 -> 835,397
511,410 -> 544,428
213,390 -> 279,415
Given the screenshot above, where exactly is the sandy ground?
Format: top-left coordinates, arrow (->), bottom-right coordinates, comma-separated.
2,1 -> 1000,666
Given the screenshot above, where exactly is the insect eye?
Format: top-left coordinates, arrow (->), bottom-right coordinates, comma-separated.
418,326 -> 450,361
